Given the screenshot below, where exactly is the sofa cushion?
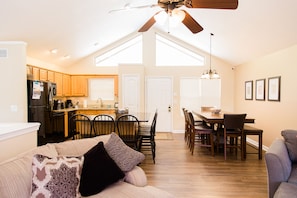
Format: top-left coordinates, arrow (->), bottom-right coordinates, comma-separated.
0,144 -> 58,198
31,154 -> 84,198
281,130 -> 297,162
79,141 -> 125,196
54,134 -> 110,156
273,182 -> 297,198
81,181 -> 174,198
104,132 -> 145,172
124,166 -> 147,187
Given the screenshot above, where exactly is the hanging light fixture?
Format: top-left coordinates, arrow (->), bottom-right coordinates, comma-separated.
201,33 -> 220,79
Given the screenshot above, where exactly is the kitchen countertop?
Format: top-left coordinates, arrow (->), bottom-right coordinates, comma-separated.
52,107 -> 116,113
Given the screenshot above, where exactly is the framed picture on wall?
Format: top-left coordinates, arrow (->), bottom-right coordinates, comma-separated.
268,76 -> 281,101
245,80 -> 253,100
255,79 -> 265,100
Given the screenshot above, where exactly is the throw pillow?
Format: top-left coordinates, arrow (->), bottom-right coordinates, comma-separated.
281,130 -> 297,162
31,154 -> 84,198
79,141 -> 125,196
104,132 -> 145,172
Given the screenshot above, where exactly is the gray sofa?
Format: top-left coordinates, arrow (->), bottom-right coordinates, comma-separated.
265,130 -> 297,198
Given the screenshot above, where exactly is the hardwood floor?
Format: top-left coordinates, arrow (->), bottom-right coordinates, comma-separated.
139,133 -> 268,198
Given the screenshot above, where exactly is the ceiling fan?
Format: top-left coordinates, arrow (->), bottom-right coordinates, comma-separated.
137,0 -> 238,34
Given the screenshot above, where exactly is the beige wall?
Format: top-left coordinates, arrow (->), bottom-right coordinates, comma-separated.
235,44 -> 297,148
0,42 -> 27,122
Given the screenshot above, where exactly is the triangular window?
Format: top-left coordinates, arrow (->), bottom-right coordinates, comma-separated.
156,34 -> 205,66
95,35 -> 142,66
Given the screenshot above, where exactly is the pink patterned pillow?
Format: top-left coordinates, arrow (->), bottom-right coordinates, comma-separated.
31,154 -> 84,198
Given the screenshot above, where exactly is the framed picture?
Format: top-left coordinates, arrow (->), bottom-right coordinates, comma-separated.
255,79 -> 265,100
268,76 -> 281,101
245,80 -> 253,100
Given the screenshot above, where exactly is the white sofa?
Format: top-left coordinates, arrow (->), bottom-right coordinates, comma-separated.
0,134 -> 174,198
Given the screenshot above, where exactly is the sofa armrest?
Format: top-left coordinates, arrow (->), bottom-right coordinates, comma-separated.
124,166 -> 147,187
265,139 -> 292,198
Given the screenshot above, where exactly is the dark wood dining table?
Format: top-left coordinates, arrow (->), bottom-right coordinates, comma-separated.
192,110 -> 255,125
192,110 -> 263,159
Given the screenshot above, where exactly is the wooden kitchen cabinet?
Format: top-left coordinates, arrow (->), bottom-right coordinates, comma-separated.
54,72 -> 63,96
32,67 -> 40,80
47,70 -> 55,82
76,109 -> 115,116
62,74 -> 71,96
39,69 -> 48,81
71,75 -> 88,96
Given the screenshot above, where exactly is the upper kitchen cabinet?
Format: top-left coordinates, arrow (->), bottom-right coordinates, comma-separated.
39,69 -> 48,81
54,72 -> 63,96
55,73 -> 71,97
27,65 -> 40,80
62,74 -> 71,96
47,70 -> 55,82
71,75 -> 88,96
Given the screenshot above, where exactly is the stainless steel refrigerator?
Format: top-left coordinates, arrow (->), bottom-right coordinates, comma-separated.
27,80 -> 56,144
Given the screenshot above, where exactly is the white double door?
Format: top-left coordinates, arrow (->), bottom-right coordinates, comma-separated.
121,75 -> 172,132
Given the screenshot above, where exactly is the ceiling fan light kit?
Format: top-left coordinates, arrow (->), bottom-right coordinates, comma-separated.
138,0 -> 238,33
201,33 -> 220,80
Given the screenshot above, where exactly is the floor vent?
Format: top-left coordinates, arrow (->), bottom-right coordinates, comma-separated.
0,49 -> 8,58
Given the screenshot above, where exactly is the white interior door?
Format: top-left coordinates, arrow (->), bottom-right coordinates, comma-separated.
146,77 -> 172,132
121,74 -> 140,113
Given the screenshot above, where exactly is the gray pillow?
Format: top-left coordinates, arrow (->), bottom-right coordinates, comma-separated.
281,130 -> 297,162
104,132 -> 145,172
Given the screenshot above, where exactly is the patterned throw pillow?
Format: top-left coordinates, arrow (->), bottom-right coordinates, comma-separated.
31,154 -> 84,198
104,132 -> 145,172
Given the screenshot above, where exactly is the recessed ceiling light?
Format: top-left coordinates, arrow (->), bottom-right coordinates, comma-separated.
63,55 -> 70,59
50,48 -> 58,54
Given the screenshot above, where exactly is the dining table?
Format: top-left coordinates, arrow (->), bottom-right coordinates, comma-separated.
192,110 -> 263,159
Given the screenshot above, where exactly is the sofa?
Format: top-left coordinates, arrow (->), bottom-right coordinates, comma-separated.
0,132 -> 174,198
265,129 -> 297,198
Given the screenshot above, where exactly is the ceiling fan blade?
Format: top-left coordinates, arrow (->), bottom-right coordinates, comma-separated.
185,0 -> 238,9
138,15 -> 157,32
182,10 -> 203,34
109,4 -> 158,13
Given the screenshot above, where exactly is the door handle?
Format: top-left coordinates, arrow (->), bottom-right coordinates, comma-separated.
168,105 -> 171,112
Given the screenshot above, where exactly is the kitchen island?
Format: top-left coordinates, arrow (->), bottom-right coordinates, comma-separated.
52,107 -> 116,138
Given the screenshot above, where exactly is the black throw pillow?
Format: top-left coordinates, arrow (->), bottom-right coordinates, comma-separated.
79,141 -> 125,196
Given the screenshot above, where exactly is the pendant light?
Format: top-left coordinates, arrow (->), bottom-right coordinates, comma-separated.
201,33 -> 220,79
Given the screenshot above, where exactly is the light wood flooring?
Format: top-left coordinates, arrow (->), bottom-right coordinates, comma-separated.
139,133 -> 267,198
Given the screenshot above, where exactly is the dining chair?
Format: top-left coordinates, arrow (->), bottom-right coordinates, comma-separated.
68,114 -> 93,140
182,108 -> 191,146
116,114 -> 141,151
188,111 -> 215,156
92,114 -> 115,136
139,110 -> 158,163
223,113 -> 247,160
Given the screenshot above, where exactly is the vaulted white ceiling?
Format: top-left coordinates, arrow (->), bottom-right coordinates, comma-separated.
1,0 -> 297,68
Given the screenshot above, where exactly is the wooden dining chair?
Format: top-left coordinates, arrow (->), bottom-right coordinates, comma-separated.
68,114 -> 93,140
92,114 -> 115,136
139,110 -> 158,163
188,111 -> 215,156
182,108 -> 191,146
116,114 -> 141,151
223,114 -> 247,160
